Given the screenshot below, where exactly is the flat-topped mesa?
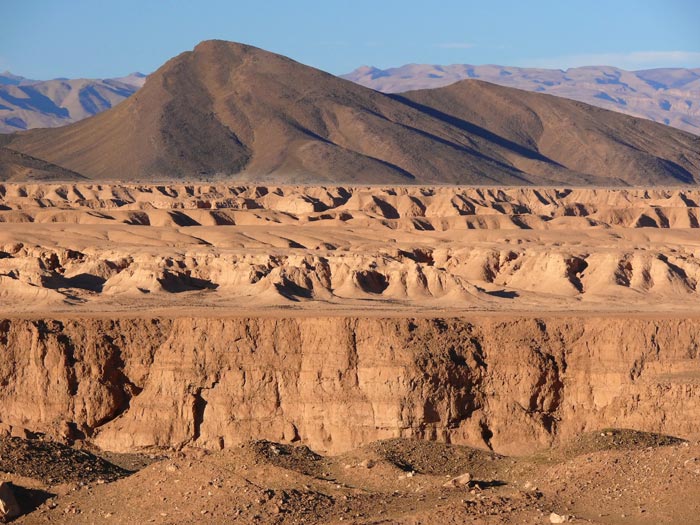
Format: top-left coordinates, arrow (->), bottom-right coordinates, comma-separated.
2,40 -> 699,185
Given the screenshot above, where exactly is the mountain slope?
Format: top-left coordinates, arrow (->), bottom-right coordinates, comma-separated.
343,65 -> 700,135
0,73 -> 145,133
396,79 -> 700,186
0,147 -> 86,181
3,40 -> 700,185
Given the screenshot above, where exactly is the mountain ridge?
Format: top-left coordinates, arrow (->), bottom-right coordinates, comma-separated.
342,63 -> 700,135
3,40 -> 699,186
3,61 -> 700,136
0,72 -> 147,132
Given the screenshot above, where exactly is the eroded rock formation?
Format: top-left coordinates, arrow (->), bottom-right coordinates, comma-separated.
1,316 -> 698,455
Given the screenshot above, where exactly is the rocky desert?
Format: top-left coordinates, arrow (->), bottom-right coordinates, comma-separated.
0,9 -> 699,522
0,182 -> 699,523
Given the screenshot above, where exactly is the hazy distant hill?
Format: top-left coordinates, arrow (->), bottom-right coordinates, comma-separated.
0,72 -> 146,132
342,65 -> 700,135
4,40 -> 698,186
5,61 -> 700,137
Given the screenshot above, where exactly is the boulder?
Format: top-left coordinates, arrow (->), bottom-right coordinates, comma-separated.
442,472 -> 472,488
0,482 -> 20,523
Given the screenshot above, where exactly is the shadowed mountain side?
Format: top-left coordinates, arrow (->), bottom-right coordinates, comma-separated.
396,80 -> 700,186
0,78 -> 141,133
343,64 -> 700,135
0,147 -> 86,182
4,40 -> 700,185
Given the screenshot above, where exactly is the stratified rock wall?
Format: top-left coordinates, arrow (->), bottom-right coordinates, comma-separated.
1,316 -> 698,455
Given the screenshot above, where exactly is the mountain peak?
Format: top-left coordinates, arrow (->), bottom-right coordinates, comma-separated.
353,65 -> 381,74
191,39 -> 262,58
0,71 -> 33,86
111,72 -> 148,88
3,40 -> 699,186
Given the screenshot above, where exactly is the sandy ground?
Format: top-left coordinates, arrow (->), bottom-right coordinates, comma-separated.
0,431 -> 697,524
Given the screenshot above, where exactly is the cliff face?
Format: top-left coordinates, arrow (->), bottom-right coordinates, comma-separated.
1,316 -> 698,455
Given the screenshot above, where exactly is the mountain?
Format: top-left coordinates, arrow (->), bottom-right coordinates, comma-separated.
0,72 -> 146,133
3,40 -> 699,185
0,71 -> 38,86
110,72 -> 147,88
0,146 -> 86,181
5,62 -> 700,137
395,80 -> 700,185
342,65 -> 700,135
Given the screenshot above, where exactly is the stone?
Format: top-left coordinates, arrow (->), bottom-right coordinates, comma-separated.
10,427 -> 33,439
443,473 -> 471,488
359,459 -> 375,469
282,422 -> 299,443
549,512 -> 568,523
0,483 -> 21,523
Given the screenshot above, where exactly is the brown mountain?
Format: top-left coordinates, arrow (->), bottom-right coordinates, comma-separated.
342,64 -> 700,135
0,146 -> 85,182
3,40 -> 700,185
395,80 -> 700,186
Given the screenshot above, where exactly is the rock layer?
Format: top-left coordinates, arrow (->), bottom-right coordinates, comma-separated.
1,315 -> 698,455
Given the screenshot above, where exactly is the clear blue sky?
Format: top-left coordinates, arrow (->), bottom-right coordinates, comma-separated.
3,0 -> 699,79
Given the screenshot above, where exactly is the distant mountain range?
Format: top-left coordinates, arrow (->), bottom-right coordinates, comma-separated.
342,65 -> 700,135
0,71 -> 146,132
342,64 -> 700,135
3,62 -> 699,138
2,40 -> 698,186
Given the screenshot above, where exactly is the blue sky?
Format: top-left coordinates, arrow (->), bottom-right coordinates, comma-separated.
2,0 -> 699,79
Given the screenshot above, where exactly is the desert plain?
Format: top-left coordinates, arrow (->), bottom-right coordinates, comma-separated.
0,182 -> 699,524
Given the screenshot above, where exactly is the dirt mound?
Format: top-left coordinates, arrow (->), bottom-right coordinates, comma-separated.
556,429 -> 687,459
4,436 -> 699,524
0,437 -> 130,484
4,40 -> 699,185
363,438 -> 503,477
241,441 -> 324,477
